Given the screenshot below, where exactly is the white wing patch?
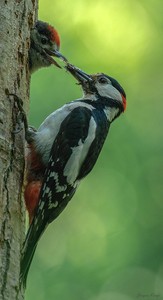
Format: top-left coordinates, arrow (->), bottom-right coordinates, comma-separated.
63,117 -> 97,184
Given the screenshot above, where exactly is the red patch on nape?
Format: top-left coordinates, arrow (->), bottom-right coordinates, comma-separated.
122,94 -> 127,111
47,25 -> 60,47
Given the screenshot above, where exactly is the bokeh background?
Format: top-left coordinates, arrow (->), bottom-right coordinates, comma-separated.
26,1 -> 163,299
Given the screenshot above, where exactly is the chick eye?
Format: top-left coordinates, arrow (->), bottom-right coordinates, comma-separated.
41,38 -> 48,45
98,77 -> 108,84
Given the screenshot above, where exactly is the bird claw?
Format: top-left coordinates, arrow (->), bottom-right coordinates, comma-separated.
25,126 -> 37,143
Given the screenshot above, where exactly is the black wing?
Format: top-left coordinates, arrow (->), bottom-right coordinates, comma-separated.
77,108 -> 110,179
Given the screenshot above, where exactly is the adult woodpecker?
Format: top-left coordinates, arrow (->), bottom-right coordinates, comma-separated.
20,63 -> 126,287
29,20 -> 67,73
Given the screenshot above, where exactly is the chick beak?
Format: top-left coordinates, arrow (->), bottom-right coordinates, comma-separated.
65,63 -> 92,85
51,50 -> 68,62
44,49 -> 67,68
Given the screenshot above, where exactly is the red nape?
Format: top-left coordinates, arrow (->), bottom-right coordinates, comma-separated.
24,181 -> 42,224
122,94 -> 127,111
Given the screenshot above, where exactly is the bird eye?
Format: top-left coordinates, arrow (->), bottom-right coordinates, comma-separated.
41,38 -> 48,45
98,77 -> 108,84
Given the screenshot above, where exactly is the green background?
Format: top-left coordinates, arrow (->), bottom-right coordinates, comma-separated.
26,1 -> 163,299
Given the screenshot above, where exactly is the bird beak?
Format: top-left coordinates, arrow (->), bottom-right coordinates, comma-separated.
50,49 -> 68,62
65,63 -> 93,85
44,49 -> 67,68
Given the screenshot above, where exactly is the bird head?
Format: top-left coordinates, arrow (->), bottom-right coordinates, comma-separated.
66,64 -> 126,118
29,20 -> 67,73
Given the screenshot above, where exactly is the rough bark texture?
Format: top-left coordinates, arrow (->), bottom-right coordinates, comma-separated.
0,1 -> 38,299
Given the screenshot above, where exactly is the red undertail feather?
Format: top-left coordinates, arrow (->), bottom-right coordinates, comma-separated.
24,144 -> 45,224
24,181 -> 42,224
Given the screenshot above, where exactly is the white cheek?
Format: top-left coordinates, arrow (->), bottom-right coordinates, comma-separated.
96,83 -> 122,102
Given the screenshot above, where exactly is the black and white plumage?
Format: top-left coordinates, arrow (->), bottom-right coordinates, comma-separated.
20,64 -> 126,287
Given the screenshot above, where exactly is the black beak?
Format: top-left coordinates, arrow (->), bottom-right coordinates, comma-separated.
65,63 -> 93,84
46,49 -> 67,62
44,49 -> 67,68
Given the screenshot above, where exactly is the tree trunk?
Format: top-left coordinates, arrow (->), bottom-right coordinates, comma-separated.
0,1 -> 38,299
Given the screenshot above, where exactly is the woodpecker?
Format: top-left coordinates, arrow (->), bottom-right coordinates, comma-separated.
29,20 -> 67,73
20,63 -> 126,287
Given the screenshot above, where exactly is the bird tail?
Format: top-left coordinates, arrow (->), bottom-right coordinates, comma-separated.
20,217 -> 48,288
20,243 -> 37,288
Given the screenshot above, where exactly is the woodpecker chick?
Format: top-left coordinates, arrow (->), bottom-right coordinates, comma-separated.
20,65 -> 126,287
29,20 -> 67,73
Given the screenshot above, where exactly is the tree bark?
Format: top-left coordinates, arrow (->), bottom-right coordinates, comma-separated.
0,1 -> 38,299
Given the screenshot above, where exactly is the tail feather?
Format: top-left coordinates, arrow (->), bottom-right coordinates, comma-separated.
20,192 -> 72,287
20,216 -> 48,288
20,243 -> 37,288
